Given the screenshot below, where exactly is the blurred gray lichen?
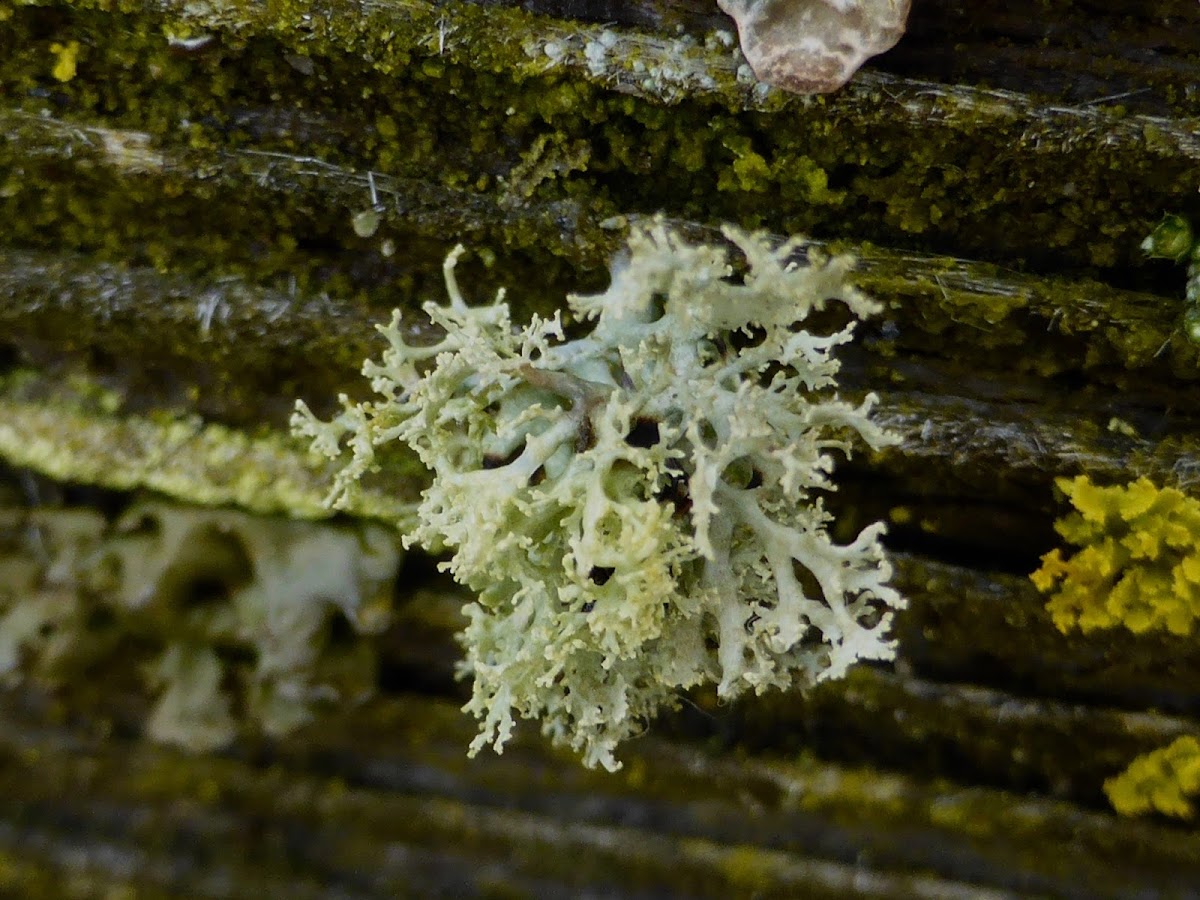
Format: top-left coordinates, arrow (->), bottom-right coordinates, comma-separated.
0,501 -> 400,750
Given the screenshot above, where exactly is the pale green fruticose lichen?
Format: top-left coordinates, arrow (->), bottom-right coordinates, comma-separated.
294,220 -> 903,771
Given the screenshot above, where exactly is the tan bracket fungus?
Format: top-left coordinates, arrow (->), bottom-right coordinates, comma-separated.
718,0 -> 911,93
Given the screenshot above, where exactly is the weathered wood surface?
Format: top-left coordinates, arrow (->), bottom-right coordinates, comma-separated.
2,0 -> 1200,896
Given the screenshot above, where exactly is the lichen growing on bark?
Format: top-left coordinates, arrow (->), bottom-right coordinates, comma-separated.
295,219 -> 902,770
1105,735 -> 1200,819
1031,475 -> 1200,636
0,501 -> 400,749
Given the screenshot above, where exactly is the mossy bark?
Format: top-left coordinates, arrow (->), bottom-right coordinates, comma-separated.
2,0 -> 1200,895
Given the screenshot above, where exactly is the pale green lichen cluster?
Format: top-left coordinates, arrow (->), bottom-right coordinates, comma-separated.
294,221 -> 902,771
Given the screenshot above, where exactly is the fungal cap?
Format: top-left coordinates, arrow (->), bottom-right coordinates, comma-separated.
718,0 -> 912,94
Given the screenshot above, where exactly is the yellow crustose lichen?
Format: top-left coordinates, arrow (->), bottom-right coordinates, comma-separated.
295,220 -> 903,771
1105,735 -> 1200,819
1031,475 -> 1200,636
